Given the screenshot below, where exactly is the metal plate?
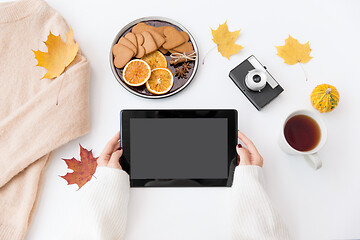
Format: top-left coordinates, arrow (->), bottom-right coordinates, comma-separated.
110,17 -> 199,99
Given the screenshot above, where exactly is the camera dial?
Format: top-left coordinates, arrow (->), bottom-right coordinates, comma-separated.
245,69 -> 267,92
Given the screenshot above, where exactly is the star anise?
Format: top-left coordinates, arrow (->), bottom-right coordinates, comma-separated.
175,67 -> 187,79
182,62 -> 191,73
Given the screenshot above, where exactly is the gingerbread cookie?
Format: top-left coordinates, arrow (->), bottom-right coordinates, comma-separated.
159,46 -> 168,54
154,26 -> 167,37
132,22 -> 157,34
169,42 -> 194,54
142,31 -> 157,54
135,46 -> 146,58
148,30 -> 165,48
135,33 -> 145,58
112,44 -> 134,68
135,33 -> 144,45
125,32 -> 138,49
162,26 -> 186,50
118,37 -> 137,55
180,31 -> 189,42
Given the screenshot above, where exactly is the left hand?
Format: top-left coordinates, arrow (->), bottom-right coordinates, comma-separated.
97,131 -> 123,169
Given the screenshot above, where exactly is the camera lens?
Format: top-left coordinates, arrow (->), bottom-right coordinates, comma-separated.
253,74 -> 261,83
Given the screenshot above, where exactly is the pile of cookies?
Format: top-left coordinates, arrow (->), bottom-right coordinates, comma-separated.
112,22 -> 194,68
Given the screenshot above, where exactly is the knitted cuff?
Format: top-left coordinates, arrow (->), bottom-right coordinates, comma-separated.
233,165 -> 265,186
0,224 -> 24,240
94,167 -> 129,187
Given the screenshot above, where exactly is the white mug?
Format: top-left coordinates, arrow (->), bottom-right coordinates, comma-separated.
278,109 -> 327,170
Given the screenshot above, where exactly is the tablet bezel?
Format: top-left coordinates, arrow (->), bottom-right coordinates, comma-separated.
120,109 -> 238,187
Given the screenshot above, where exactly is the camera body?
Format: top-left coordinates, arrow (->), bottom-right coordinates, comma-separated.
229,55 -> 284,110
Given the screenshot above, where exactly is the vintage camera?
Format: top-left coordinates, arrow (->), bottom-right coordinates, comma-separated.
229,55 -> 284,110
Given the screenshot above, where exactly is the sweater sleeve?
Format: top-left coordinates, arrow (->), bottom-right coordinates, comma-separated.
62,167 -> 130,240
0,53 -> 89,188
231,166 -> 291,240
0,6 -> 91,188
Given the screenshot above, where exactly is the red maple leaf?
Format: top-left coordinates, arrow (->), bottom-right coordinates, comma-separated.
60,144 -> 98,190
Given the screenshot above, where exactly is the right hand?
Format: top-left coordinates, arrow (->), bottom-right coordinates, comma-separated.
236,130 -> 263,167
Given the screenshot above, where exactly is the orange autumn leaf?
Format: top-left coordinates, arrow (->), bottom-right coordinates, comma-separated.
61,144 -> 98,190
211,21 -> 243,59
33,28 -> 79,79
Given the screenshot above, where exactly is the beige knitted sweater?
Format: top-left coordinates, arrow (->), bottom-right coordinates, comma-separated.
0,0 -> 90,239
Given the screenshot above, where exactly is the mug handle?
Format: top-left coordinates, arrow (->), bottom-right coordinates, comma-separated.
304,153 -> 322,170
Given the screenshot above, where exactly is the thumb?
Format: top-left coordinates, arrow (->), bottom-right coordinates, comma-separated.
108,149 -> 123,169
236,145 -> 251,165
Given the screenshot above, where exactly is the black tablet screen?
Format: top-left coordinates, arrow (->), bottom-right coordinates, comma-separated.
130,118 -> 228,179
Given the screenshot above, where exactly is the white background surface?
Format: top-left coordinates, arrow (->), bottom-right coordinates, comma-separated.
2,0 -> 358,239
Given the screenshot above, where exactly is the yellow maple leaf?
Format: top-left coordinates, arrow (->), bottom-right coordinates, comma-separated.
276,35 -> 312,65
211,21 -> 243,59
33,28 -> 79,79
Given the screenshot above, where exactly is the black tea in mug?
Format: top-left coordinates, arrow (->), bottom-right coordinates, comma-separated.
284,115 -> 321,152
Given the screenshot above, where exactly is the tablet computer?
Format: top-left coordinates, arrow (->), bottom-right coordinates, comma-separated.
120,109 -> 238,187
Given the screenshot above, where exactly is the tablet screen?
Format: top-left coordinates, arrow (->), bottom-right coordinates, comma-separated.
130,118 -> 228,179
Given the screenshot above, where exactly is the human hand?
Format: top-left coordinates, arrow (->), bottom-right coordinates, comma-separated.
97,131 -> 123,169
236,130 -> 263,167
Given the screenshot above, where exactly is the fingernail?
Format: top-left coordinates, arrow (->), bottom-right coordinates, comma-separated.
237,144 -> 242,148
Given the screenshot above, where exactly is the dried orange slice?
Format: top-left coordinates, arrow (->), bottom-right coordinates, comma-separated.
123,59 -> 151,86
141,51 -> 167,69
146,68 -> 174,95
